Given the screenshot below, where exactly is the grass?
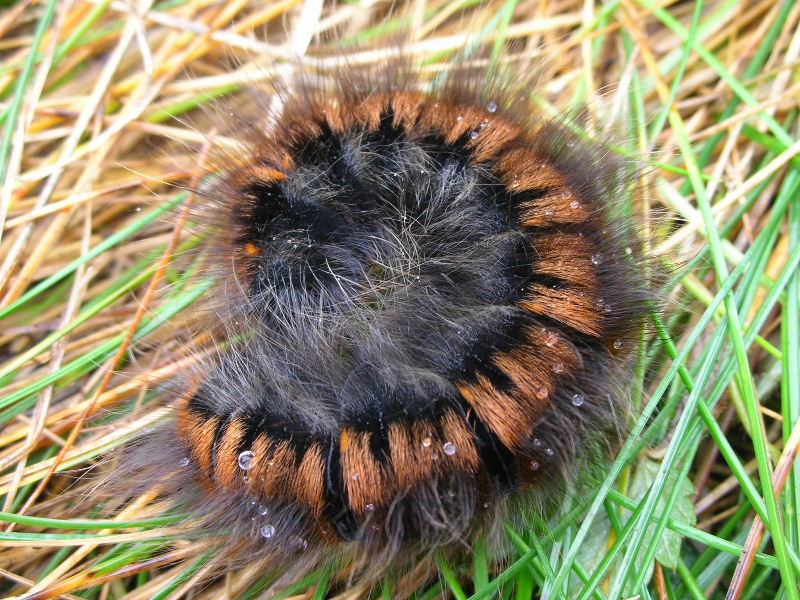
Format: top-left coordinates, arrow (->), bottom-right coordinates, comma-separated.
1,0 -> 799,598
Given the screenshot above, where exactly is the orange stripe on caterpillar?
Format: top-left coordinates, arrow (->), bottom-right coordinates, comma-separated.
178,410 -> 218,476
341,428 -> 391,514
519,284 -> 605,337
456,375 -> 536,451
529,232 -> 601,288
214,418 -> 246,490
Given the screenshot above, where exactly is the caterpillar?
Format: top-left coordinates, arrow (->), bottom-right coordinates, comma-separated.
109,54 -> 654,594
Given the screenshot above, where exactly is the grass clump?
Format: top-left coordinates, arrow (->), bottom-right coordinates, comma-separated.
1,0 -> 799,598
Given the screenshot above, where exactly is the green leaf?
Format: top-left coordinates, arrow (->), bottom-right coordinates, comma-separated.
571,506 -> 612,596
627,457 -> 697,576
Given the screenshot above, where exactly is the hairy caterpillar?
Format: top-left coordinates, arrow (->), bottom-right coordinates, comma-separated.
108,54 -> 654,594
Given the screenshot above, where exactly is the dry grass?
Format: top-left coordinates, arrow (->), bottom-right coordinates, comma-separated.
1,0 -> 799,599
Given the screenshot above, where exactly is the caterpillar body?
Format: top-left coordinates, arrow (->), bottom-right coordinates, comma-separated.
115,57 -> 653,593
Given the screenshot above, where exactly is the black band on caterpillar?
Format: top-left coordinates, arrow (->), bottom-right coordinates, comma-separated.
459,399 -> 521,494
322,439 -> 360,541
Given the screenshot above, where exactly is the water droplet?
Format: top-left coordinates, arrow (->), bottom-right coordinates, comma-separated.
545,447 -> 555,457
483,502 -> 491,509
457,115 -> 464,122
552,362 -> 565,374
487,101 -> 498,113
571,394 -> 585,407
178,457 -> 190,467
260,524 -> 275,539
591,253 -> 604,265
259,505 -> 269,516
544,209 -> 554,216
535,387 -> 548,400
422,436 -> 433,448
531,460 -> 541,471
238,451 -> 256,470
533,438 -> 543,448
351,472 -> 360,481
431,452 -> 440,461
443,442 -> 457,456
613,339 -> 624,350
365,503 -> 375,512
242,476 -> 250,483
434,102 -> 440,108
545,331 -> 559,347
570,200 -> 581,209
470,131 -> 479,139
